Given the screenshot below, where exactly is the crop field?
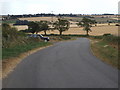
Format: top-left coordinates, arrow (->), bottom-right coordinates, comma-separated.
18,16 -> 118,22
13,24 -> 118,36
41,25 -> 118,36
15,17 -> 118,36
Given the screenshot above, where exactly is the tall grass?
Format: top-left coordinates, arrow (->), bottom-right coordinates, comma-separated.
2,23 -> 51,60
90,35 -> 119,45
2,41 -> 51,59
90,35 -> 119,69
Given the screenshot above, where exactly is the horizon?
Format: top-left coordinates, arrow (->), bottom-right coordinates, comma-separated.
1,13 -> 118,16
0,0 -> 119,15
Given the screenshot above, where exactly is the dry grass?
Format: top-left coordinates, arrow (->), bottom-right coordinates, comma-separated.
91,39 -> 118,69
40,25 -> 118,36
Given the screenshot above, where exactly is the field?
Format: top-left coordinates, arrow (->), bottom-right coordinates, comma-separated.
13,24 -> 118,36
13,17 -> 118,36
18,16 -> 118,23
18,17 -> 58,22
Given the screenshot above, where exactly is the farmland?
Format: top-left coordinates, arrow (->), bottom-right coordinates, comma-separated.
13,24 -> 118,36
18,17 -> 58,22
12,16 -> 117,36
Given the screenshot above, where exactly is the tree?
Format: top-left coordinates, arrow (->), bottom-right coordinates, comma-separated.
76,22 -> 83,27
83,23 -> 92,36
28,21 -> 39,34
28,21 -> 50,34
77,17 -> 94,36
91,20 -> 97,26
38,21 -> 49,35
107,20 -> 113,25
53,18 -> 70,36
108,21 -> 112,25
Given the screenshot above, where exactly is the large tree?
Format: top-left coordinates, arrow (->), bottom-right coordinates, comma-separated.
53,18 -> 70,36
38,21 -> 49,35
77,17 -> 95,36
28,21 -> 50,35
28,21 -> 40,34
83,23 -> 91,36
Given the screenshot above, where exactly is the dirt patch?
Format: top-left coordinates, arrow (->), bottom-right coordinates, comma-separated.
2,45 -> 52,79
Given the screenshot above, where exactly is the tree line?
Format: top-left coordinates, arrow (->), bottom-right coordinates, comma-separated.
24,18 -> 70,36
21,17 -> 96,36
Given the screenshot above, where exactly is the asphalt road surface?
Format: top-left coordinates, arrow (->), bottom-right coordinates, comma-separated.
3,38 -> 118,88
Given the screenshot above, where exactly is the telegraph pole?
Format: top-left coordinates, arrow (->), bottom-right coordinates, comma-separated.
51,11 -> 53,23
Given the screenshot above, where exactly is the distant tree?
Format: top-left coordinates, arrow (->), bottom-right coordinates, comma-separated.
83,23 -> 92,36
107,20 -> 112,25
91,20 -> 97,26
108,21 -> 112,25
76,22 -> 83,27
38,21 -> 49,35
53,18 -> 70,36
81,17 -> 95,26
28,22 -> 40,34
77,17 -> 94,36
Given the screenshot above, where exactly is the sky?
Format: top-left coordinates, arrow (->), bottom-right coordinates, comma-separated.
0,0 -> 119,15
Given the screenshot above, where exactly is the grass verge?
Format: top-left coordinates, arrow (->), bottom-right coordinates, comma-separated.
2,41 -> 51,60
2,41 -> 52,79
91,39 -> 118,69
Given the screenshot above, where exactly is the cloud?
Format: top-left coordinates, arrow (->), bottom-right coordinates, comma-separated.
0,0 -> 119,15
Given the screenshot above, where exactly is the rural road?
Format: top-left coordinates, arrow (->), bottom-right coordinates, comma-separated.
3,38 -> 118,88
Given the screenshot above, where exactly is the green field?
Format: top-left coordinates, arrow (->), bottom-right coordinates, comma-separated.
1,20 -> 17,24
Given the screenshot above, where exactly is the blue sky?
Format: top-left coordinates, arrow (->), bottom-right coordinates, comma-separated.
0,0 -> 119,15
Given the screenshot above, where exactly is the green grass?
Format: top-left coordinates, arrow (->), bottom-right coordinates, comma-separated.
2,42 -> 51,59
1,20 -> 17,24
91,40 -> 118,69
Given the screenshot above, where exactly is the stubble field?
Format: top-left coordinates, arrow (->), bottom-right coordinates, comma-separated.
14,17 -> 118,36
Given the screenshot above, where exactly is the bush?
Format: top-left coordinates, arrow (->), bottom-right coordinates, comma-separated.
2,23 -> 31,48
103,33 -> 112,36
115,24 -> 120,26
2,23 -> 18,38
103,35 -> 119,44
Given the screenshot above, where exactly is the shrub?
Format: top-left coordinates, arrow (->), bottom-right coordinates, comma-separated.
2,23 -> 28,48
115,24 -> 120,26
103,33 -> 112,36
